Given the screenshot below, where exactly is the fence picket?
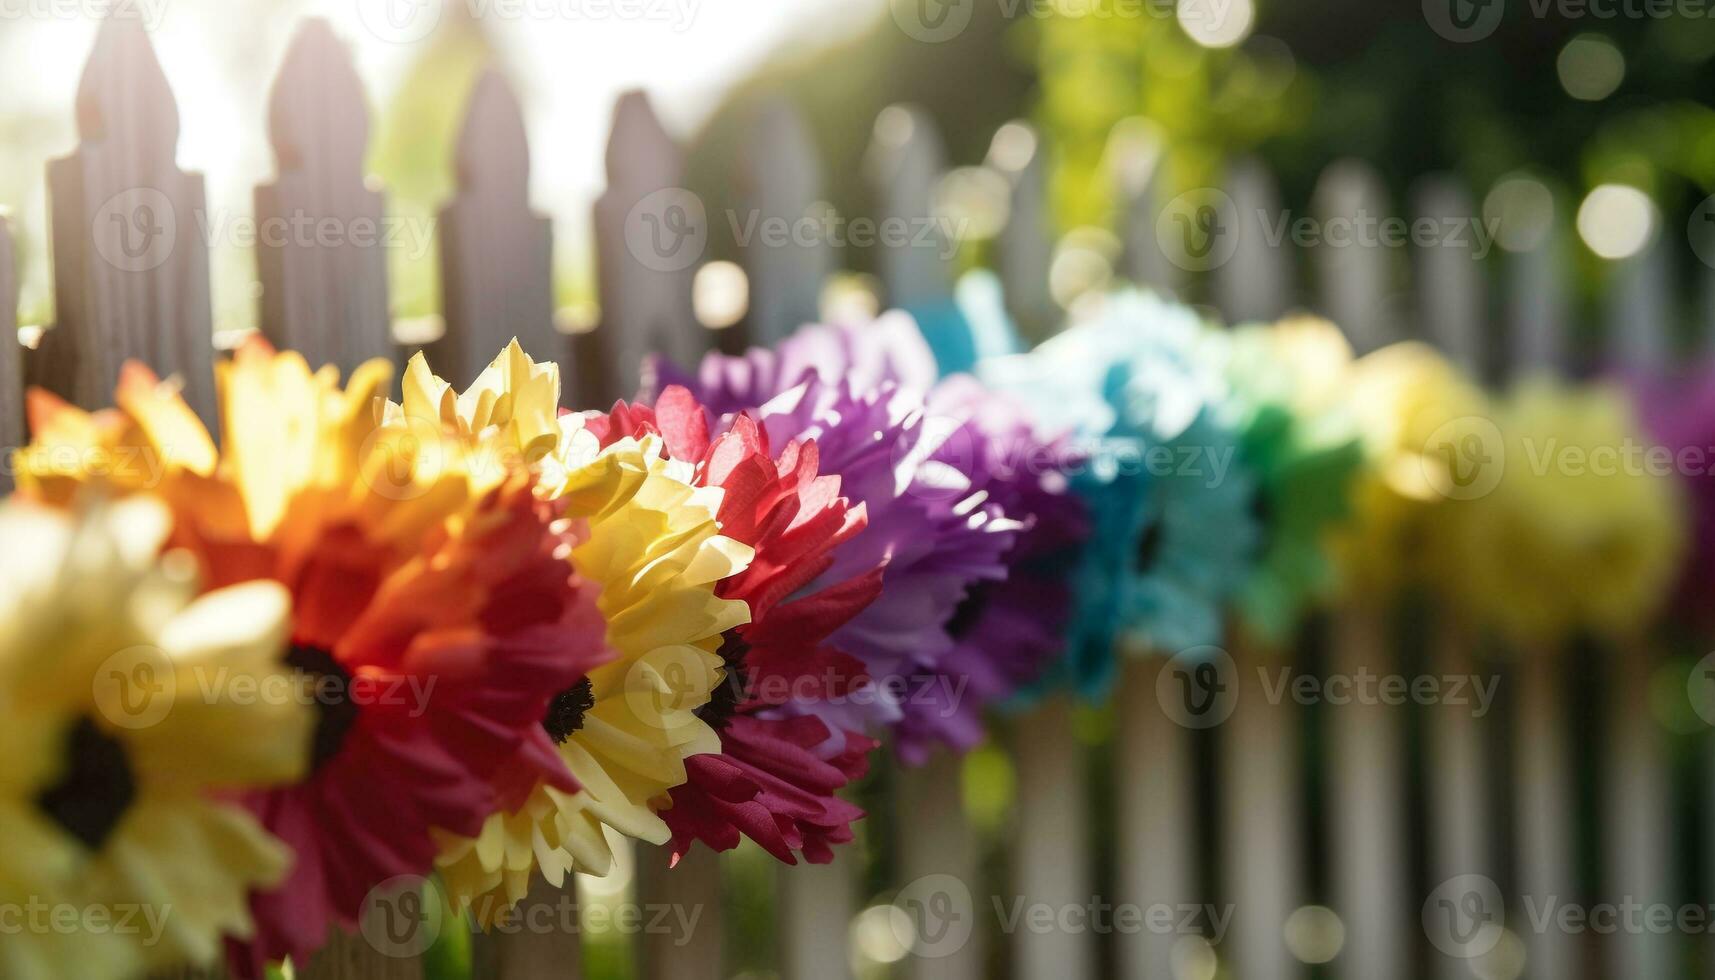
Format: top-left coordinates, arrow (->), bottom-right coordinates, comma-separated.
590,90 -> 704,407
1601,234 -> 1676,980
1215,158 -> 1293,325
637,846 -> 721,980
255,19 -> 392,377
737,97 -> 828,347
468,877 -> 583,980
898,749 -> 985,980
865,105 -> 952,309
429,69 -> 560,384
1115,662 -> 1196,979
1107,118 -> 1182,298
1011,695 -> 1095,980
1318,163 -> 1409,978
1,216 -> 17,495
35,13 -> 213,421
988,121 -> 1053,343
1506,202 -> 1578,980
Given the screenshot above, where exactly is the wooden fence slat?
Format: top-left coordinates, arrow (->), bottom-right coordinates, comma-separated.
1314,160 -> 1398,356
590,90 -> 703,407
777,853 -> 858,980
36,13 -> 214,420
1508,213 -> 1569,376
737,97 -> 829,347
469,876 -> 583,980
429,69 -> 560,383
300,933 -> 420,980
1107,118 -> 1182,298
988,120 -> 1053,343
1,216 -> 18,495
898,749 -> 984,980
1116,661 -> 1197,979
1010,695 -> 1095,980
1215,158 -> 1294,325
1601,232 -> 1675,980
1414,177 -> 1487,379
255,18 -> 393,377
637,845 -> 721,980
865,104 -> 951,310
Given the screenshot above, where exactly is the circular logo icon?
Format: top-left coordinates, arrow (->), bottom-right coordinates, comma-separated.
898,412 -> 979,505
1156,188 -> 1240,274
1688,652 -> 1715,728
1422,874 -> 1504,959
93,187 -> 176,274
1421,415 -> 1505,501
623,645 -> 722,731
1423,0 -> 1504,43
624,188 -> 708,273
360,875 -> 444,958
1689,196 -> 1715,271
92,644 -> 176,730
891,0 -> 973,43
356,414 -> 451,502
355,0 -> 445,44
1155,645 -> 1238,729
893,874 -> 974,959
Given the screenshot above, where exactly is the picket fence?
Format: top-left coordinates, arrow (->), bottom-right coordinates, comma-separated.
2,13 -> 1710,980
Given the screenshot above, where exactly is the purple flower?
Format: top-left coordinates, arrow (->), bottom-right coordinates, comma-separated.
1629,361 -> 1715,626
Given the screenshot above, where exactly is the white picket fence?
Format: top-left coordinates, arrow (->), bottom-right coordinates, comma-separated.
2,13 -> 1710,980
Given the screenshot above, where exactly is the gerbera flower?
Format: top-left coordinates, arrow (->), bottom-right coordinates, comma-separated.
15,341 -> 604,976
1441,378 -> 1685,644
1212,316 -> 1366,642
393,344 -> 752,920
647,317 -> 1022,745
585,385 -> 884,863
979,290 -> 1258,698
0,495 -> 308,979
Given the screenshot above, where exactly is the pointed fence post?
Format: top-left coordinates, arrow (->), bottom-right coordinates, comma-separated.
429,69 -> 560,383
254,19 -> 393,377
1600,229 -> 1676,980
1214,158 -> 1294,325
1317,160 -> 1408,980
988,120 -> 1053,343
737,97 -> 829,347
1,217 -> 18,495
866,105 -> 952,310
1504,196 -> 1578,980
1412,175 -> 1497,980
36,14 -> 213,421
590,90 -> 704,407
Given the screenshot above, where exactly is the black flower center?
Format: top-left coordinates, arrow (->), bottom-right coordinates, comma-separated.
37,716 -> 137,850
543,678 -> 596,744
1134,516 -> 1167,573
286,644 -> 361,771
696,630 -> 751,733
945,583 -> 994,641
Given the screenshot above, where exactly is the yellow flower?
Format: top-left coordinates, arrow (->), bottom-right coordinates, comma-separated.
1440,377 -> 1685,644
418,342 -> 752,922
1330,342 -> 1494,601
0,496 -> 309,978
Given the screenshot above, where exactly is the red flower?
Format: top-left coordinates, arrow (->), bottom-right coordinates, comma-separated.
586,387 -> 883,864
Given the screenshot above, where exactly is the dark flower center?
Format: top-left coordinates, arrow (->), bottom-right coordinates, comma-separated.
945,583 -> 994,640
37,716 -> 137,850
286,644 -> 361,771
696,630 -> 751,733
1134,516 -> 1167,573
543,678 -> 596,744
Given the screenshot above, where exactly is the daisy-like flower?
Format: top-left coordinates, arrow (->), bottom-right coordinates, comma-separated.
1441,378 -> 1686,644
980,290 -> 1259,698
1212,316 -> 1366,642
647,316 -> 1022,744
394,344 -> 752,920
1330,341 -> 1495,602
15,341 -> 604,976
0,495 -> 308,979
587,385 -> 884,864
